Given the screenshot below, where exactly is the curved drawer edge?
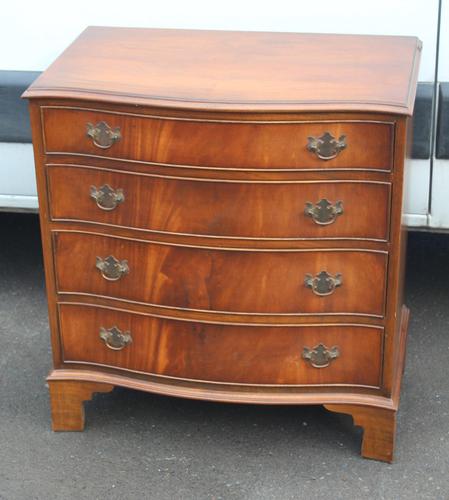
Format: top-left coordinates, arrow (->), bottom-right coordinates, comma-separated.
57,302 -> 384,388
57,299 -> 386,326
53,230 -> 388,318
41,106 -> 395,171
59,361 -> 382,390
47,368 -> 394,408
57,291 -> 386,320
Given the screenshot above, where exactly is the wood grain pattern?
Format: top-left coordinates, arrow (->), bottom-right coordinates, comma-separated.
23,28 -> 419,461
47,164 -> 391,241
48,305 -> 410,408
42,107 -> 395,170
324,404 -> 396,463
46,368 -> 394,406
59,303 -> 383,387
48,380 -> 114,431
28,103 -> 64,367
23,27 -> 421,114
49,219 -> 389,252
381,118 -> 408,394
45,150 -> 394,180
58,297 -> 386,327
54,231 -> 387,316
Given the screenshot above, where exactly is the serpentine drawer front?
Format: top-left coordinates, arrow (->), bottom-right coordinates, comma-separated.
47,165 -> 391,241
42,107 -> 394,171
24,27 -> 420,462
59,304 -> 383,387
53,231 -> 387,316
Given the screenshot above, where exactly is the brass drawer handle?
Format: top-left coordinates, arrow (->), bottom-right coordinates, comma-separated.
304,199 -> 343,225
304,271 -> 342,296
86,121 -> 121,149
99,326 -> 132,350
303,343 -> 340,368
90,184 -> 125,211
307,132 -> 346,160
96,255 -> 129,281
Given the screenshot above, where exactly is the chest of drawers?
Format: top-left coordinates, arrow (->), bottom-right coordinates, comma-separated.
24,27 -> 421,462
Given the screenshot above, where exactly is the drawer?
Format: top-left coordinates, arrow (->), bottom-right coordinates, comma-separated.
48,165 -> 391,241
42,107 -> 394,171
59,304 -> 383,387
54,232 -> 387,317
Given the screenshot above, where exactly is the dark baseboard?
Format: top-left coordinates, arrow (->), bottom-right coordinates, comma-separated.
436,83 -> 449,159
0,70 -> 41,143
412,83 -> 433,159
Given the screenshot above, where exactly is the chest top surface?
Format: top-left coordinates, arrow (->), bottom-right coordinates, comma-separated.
24,27 -> 421,115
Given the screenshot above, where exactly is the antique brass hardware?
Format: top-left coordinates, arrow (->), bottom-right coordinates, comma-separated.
304,198 -> 343,225
86,121 -> 121,149
303,343 -> 340,368
96,255 -> 129,281
307,132 -> 346,160
90,184 -> 125,211
99,326 -> 132,350
304,271 -> 342,296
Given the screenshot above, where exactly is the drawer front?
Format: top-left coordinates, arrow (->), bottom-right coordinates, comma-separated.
54,232 -> 387,317
48,165 -> 391,241
42,107 -> 394,171
59,304 -> 383,387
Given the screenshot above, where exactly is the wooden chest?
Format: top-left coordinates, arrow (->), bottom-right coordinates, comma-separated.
24,27 -> 421,462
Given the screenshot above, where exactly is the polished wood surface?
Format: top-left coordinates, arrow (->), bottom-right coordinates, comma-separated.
42,107 -> 394,171
59,303 -> 383,386
24,27 -> 421,114
48,164 -> 391,241
54,231 -> 387,316
24,27 -> 420,462
48,380 -> 113,431
325,404 -> 396,462
46,306 -> 409,459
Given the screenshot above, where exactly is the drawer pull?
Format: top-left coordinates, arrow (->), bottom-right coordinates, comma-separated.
99,326 -> 132,350
303,343 -> 340,368
96,255 -> 129,281
90,184 -> 125,211
304,198 -> 343,225
307,132 -> 346,160
304,271 -> 342,296
86,121 -> 121,149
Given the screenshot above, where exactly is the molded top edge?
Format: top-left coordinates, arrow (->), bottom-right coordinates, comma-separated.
23,27 -> 422,116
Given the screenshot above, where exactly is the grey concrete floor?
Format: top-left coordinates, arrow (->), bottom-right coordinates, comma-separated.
0,213 -> 448,500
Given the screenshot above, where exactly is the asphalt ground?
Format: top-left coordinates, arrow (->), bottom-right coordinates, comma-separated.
1,212 -> 448,500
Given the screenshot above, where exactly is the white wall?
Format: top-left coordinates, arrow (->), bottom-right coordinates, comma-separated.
0,0 -> 442,218
438,0 -> 449,81
1,0 -> 439,81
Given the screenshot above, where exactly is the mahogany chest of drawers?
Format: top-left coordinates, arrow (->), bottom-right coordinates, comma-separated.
24,27 -> 421,462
